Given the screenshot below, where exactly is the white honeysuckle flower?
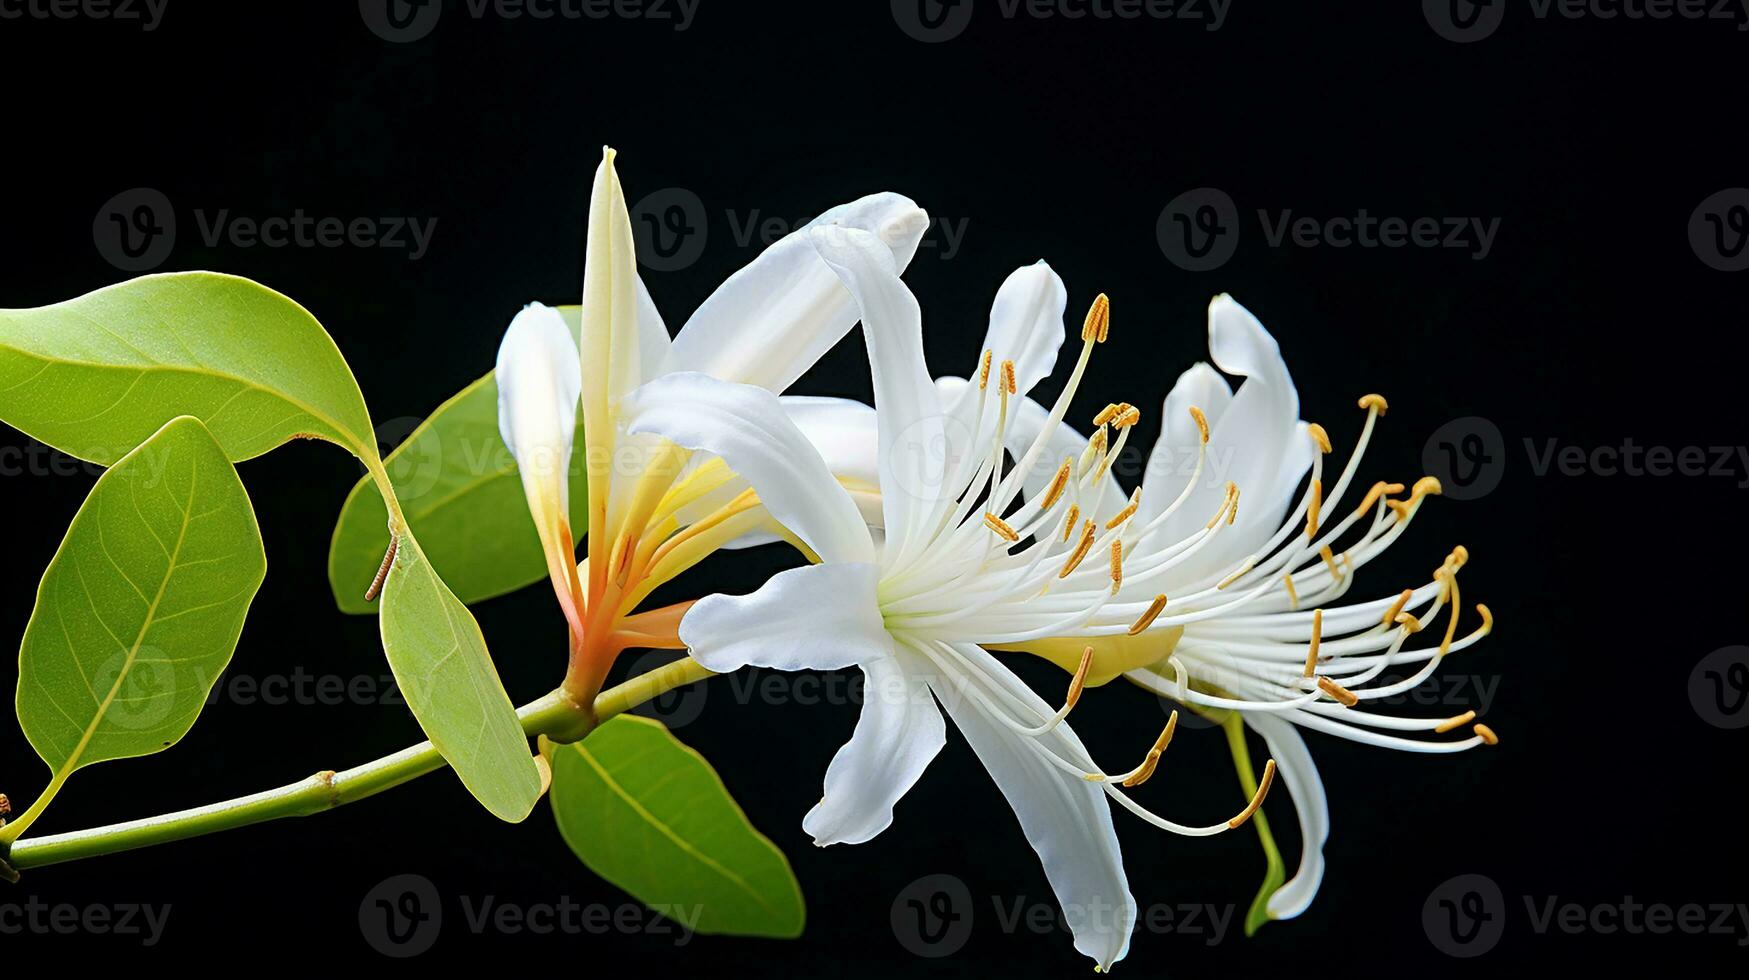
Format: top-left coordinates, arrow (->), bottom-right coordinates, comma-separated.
492,146 -> 929,695
925,294 -> 1499,924
620,229 -> 1287,971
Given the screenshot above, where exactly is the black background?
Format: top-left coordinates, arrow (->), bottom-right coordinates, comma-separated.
1,1 -> 1744,974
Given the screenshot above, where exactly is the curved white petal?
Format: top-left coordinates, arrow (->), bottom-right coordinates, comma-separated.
809,226 -> 945,560
979,261 -> 1068,400
1135,361 -> 1232,545
804,645 -> 946,846
934,643 -> 1135,970
496,304 -> 582,538
660,193 -> 930,393
635,274 -> 672,384
622,373 -> 874,565
1241,711 -> 1329,920
1143,296 -> 1312,582
679,562 -> 888,673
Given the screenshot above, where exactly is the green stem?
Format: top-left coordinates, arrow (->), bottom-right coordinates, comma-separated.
1,668 -> 708,875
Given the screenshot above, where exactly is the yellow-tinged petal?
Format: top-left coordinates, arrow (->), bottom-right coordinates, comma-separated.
990,628 -> 1184,688
581,147 -> 643,593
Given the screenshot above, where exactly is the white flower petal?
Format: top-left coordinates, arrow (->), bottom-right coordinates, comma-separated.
635,274 -> 671,383
622,372 -> 875,565
804,645 -> 947,846
660,193 -> 930,393
933,643 -> 1136,970
1242,712 -> 1329,921
679,562 -> 888,673
979,261 -> 1068,399
496,303 -> 582,533
808,226 -> 945,560
1135,361 -> 1232,546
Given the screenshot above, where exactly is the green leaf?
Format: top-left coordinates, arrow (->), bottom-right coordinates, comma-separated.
0,272 -> 542,826
327,370 -> 587,613
379,530 -> 543,823
7,417 -> 265,838
0,273 -> 380,466
549,715 -> 806,938
1224,715 -> 1287,936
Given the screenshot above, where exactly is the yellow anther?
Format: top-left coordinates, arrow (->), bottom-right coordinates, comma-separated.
1476,603 -> 1494,634
1450,544 -> 1471,569
1473,724 -> 1499,746
1357,393 -> 1390,415
1109,540 -> 1125,594
1121,712 -> 1179,788
1226,759 -> 1278,829
1062,504 -> 1080,541
1040,457 -> 1074,511
1058,520 -> 1097,578
1355,480 -> 1407,517
1434,710 -> 1477,734
1064,646 -> 1094,712
1317,676 -> 1359,707
1307,423 -> 1332,454
1082,293 -> 1111,343
1395,612 -> 1423,633
1228,484 -> 1241,526
978,349 -> 993,390
1104,489 -> 1141,530
1318,544 -> 1341,577
1088,426 -> 1109,456
1307,479 -> 1323,539
1001,359 -> 1018,396
1382,588 -> 1414,627
1112,406 -> 1141,429
1282,572 -> 1300,610
983,512 -> 1019,543
1189,406 -> 1210,443
1412,476 -> 1443,499
1302,609 -> 1323,678
1093,403 -> 1122,427
1129,594 -> 1169,635
1217,558 -> 1255,591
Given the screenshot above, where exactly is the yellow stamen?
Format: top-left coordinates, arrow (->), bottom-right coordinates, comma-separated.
1093,403 -> 1122,427
1109,540 -> 1124,594
1476,603 -> 1495,634
1382,588 -> 1414,627
1473,723 -> 1499,746
1001,359 -> 1018,396
1112,406 -> 1141,429
1059,520 -> 1097,578
1317,676 -> 1359,706
983,512 -> 1019,543
1189,406 -> 1210,443
1129,594 -> 1169,635
1319,544 -> 1341,577
1062,504 -> 1081,541
1302,609 -> 1323,678
1064,646 -> 1094,712
1434,710 -> 1477,734
1307,423 -> 1332,454
1226,759 -> 1278,829
1040,457 -> 1074,511
1450,544 -> 1471,569
1121,712 -> 1178,787
1282,572 -> 1300,610
1395,612 -> 1423,633
1358,393 -> 1390,415
1412,476 -> 1443,500
978,349 -> 993,389
1082,293 -> 1110,343
1355,480 -> 1407,517
1228,484 -> 1241,525
1088,426 -> 1109,457
1217,558 -> 1255,590
1103,489 -> 1141,530
1206,482 -> 1237,530
1307,479 -> 1323,539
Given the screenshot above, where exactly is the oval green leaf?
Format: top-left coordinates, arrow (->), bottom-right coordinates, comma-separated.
549,715 -> 806,939
379,530 -> 544,823
9,416 -> 266,836
0,272 -> 381,466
